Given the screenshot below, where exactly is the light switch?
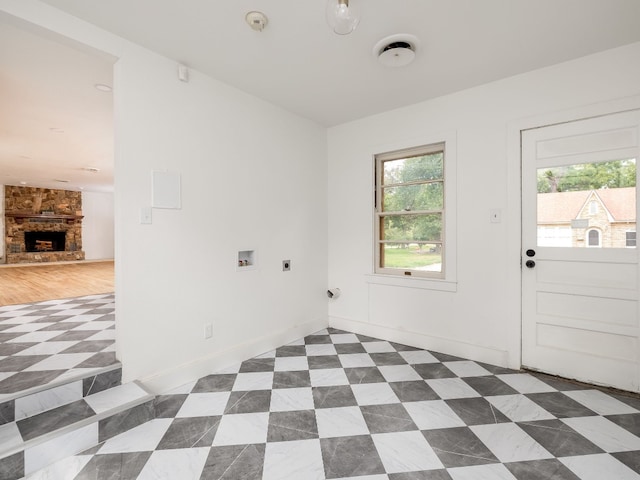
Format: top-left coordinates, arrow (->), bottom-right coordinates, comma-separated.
140,207 -> 152,224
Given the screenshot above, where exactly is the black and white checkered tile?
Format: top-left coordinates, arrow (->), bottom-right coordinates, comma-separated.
0,294 -> 117,400
29,329 -> 640,480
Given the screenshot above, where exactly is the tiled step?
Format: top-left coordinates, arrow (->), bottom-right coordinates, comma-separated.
0,363 -> 123,426
0,379 -> 154,479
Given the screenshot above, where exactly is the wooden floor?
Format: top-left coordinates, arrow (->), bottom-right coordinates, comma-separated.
0,260 -> 114,306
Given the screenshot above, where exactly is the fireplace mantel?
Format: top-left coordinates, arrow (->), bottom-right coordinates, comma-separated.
5,212 -> 84,225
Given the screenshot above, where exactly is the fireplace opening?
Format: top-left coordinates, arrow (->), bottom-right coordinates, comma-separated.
24,232 -> 66,252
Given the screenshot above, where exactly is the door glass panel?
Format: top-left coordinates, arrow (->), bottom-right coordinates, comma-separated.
536,159 -> 636,248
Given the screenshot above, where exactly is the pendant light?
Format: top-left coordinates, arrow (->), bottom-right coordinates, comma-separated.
326,0 -> 360,35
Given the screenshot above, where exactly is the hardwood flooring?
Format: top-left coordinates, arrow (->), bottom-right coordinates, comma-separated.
0,260 -> 114,306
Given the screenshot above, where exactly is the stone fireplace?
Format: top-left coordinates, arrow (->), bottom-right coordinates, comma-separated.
4,185 -> 85,264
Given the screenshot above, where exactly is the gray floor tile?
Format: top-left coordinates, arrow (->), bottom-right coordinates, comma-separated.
526,392 -> 598,418
77,351 -> 117,369
605,413 -> 640,437
273,370 -> 311,389
276,345 -> 307,357
156,416 -> 221,449
0,343 -> 37,356
320,435 -> 386,478
389,470 -> 453,480
612,451 -> 640,474
224,390 -> 272,414
239,358 -> 275,373
75,451 -> 152,480
361,403 -> 417,433
305,335 -> 332,344
192,374 -> 237,393
445,397 -> 511,426
60,340 -> 114,354
390,381 -> 440,402
463,376 -> 519,396
154,394 -> 188,418
423,426 -> 499,467
413,363 -> 457,380
517,420 -> 603,457
0,355 -> 48,372
334,343 -> 366,354
200,444 -> 265,479
309,355 -> 342,370
504,458 -> 582,480
370,352 -> 408,366
17,399 -> 95,441
313,385 -> 357,409
267,410 -> 318,442
0,451 -> 23,480
0,370 -> 65,394
345,366 -> 386,384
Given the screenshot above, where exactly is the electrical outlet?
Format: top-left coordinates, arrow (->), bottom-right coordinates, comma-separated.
204,323 -> 213,339
282,260 -> 291,271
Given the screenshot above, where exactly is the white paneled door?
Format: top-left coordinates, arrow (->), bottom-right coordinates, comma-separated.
521,110 -> 640,392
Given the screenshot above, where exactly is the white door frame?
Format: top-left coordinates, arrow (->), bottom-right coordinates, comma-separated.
505,95 -> 640,371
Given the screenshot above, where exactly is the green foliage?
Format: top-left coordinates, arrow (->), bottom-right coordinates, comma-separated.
381,153 -> 444,242
537,159 -> 636,193
382,245 -> 442,269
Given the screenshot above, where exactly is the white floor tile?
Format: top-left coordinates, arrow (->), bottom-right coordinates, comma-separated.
444,361 -> 492,378
0,422 -> 22,451
59,314 -> 104,323
338,353 -> 375,368
84,329 -> 116,341
372,431 -> 443,473
4,323 -> 55,334
137,447 -> 209,480
562,416 -> 640,452
363,341 -> 396,353
404,400 -> 466,430
263,439 -> 324,480
26,454 -> 92,480
85,382 -> 148,414
6,330 -> 60,344
378,365 -> 422,382
560,453 -> 640,480
176,392 -> 231,417
309,368 -> 349,387
330,333 -> 360,344
49,308 -> 92,316
495,374 -> 557,394
486,394 -> 556,422
16,381 -> 82,420
270,387 -> 314,412
305,344 -> 337,356
398,350 -> 439,364
23,352 -> 95,372
232,372 -> 274,391
287,338 -> 306,346
24,423 -> 98,476
0,315 -> 44,324
256,350 -> 277,359
99,419 -> 173,454
564,390 -> 639,415
426,378 -> 481,399
214,363 -> 241,374
448,463 -> 519,480
471,423 -> 553,463
212,412 -> 269,446
71,321 -> 114,331
351,383 -> 400,406
316,406 -> 369,438
275,356 -> 309,372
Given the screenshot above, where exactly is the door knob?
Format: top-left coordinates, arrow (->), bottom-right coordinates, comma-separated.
526,260 -> 535,268
526,249 -> 536,257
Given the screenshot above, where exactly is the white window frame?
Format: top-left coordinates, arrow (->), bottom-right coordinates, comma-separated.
626,230 -> 636,248
373,140 -> 455,281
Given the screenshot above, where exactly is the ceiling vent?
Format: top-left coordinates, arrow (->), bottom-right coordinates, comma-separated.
373,34 -> 419,68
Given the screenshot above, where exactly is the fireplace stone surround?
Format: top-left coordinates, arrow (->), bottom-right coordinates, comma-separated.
4,185 -> 85,264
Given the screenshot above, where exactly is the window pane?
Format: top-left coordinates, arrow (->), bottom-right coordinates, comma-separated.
382,182 -> 443,212
380,243 -> 442,272
381,214 -> 442,242
537,158 -> 636,248
383,152 -> 443,185
627,231 -> 636,247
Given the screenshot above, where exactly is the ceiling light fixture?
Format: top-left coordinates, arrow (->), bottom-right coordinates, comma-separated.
83,166 -> 101,173
245,11 -> 268,32
94,83 -> 112,92
326,0 -> 360,35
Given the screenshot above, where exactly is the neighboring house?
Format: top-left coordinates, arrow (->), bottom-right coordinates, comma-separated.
537,187 -> 636,248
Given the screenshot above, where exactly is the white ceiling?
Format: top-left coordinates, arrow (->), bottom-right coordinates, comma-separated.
2,0 -> 640,193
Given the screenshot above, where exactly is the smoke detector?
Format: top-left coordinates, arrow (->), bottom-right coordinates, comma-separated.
245,11 -> 268,32
373,34 -> 419,68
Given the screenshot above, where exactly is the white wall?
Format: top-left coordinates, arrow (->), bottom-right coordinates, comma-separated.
1,1 -> 328,391
0,184 -> 4,261
327,42 -> 640,369
82,191 -> 114,260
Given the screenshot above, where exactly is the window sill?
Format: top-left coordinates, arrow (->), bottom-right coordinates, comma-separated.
365,274 -> 457,292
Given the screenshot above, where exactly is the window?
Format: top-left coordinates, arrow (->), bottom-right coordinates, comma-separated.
587,228 -> 601,247
375,143 -> 445,278
627,231 -> 636,247
589,201 -> 598,215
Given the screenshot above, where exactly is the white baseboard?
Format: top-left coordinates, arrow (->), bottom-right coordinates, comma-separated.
329,315 -> 510,368
140,318 -> 329,394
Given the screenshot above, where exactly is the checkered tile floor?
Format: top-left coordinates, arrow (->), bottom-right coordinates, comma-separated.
29,328 -> 640,479
0,294 -> 116,400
